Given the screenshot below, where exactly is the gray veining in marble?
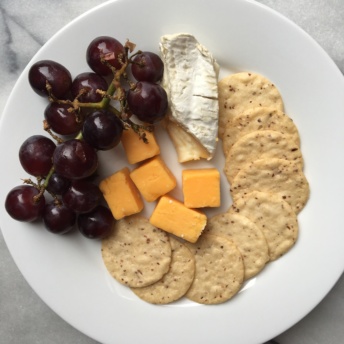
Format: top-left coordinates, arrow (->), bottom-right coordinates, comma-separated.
1,1 -> 343,343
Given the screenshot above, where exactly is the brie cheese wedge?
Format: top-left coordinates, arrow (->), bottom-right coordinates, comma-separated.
159,33 -> 219,162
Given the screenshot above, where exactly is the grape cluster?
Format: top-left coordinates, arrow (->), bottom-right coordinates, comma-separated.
5,36 -> 167,239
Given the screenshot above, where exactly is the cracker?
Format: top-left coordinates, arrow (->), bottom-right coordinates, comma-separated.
230,158 -> 310,214
218,73 -> 284,138
131,236 -> 195,304
205,212 -> 269,280
224,130 -> 304,183
230,191 -> 299,261
185,233 -> 244,304
222,107 -> 300,155
101,215 -> 172,288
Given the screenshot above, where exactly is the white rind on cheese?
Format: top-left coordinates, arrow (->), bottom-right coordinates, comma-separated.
160,33 -> 219,161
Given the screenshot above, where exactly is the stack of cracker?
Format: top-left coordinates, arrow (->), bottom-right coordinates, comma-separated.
101,215 -> 246,305
206,72 -> 309,274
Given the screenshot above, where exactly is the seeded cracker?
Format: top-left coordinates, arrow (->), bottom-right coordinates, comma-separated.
218,73 -> 284,138
230,191 -> 299,261
222,107 -> 301,155
205,212 -> 269,280
185,233 -> 244,304
224,130 -> 304,183
131,236 -> 195,304
101,215 -> 172,288
230,157 -> 310,214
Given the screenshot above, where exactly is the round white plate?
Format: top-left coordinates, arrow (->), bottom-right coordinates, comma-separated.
1,0 -> 344,343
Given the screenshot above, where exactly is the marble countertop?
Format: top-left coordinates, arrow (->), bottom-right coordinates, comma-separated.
0,0 -> 343,343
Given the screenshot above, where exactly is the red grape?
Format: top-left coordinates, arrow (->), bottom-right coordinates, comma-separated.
44,103 -> 82,136
82,109 -> 123,150
5,185 -> 45,222
46,173 -> 71,195
43,202 -> 76,234
19,135 -> 56,177
71,72 -> 108,103
53,139 -> 98,179
28,60 -> 72,98
78,205 -> 114,239
127,81 -> 168,123
131,51 -> 164,82
9,36 -> 171,238
62,180 -> 102,213
86,36 -> 126,76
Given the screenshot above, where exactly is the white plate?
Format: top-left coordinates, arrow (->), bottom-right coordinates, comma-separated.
1,0 -> 344,343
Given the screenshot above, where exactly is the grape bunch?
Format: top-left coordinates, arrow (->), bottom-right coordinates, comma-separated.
5,36 -> 167,239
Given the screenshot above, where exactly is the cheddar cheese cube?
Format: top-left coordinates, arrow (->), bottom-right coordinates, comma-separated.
130,156 -> 177,202
121,127 -> 160,164
150,195 -> 207,243
99,167 -> 144,220
182,168 -> 221,208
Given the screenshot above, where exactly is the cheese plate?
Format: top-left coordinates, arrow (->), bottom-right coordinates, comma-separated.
1,0 -> 344,343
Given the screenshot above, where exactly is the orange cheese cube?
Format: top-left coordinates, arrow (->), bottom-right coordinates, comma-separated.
182,168 -> 221,208
99,167 -> 144,220
150,195 -> 207,243
121,127 -> 160,164
130,156 -> 177,202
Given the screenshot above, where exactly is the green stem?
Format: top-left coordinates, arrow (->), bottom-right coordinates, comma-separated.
74,131 -> 83,140
101,82 -> 116,108
77,82 -> 117,109
43,167 -> 55,188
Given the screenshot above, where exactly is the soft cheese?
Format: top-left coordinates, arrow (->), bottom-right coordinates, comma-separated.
160,33 -> 219,161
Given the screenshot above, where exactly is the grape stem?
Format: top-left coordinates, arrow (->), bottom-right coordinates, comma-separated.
22,177 -> 47,203
43,120 -> 64,144
43,167 -> 55,188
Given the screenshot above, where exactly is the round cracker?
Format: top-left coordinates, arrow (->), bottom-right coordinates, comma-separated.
218,73 -> 284,138
205,212 -> 269,280
101,215 -> 172,288
131,236 -> 195,304
222,107 -> 300,155
185,233 -> 244,304
230,158 -> 310,214
224,130 -> 304,183
230,191 -> 299,261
